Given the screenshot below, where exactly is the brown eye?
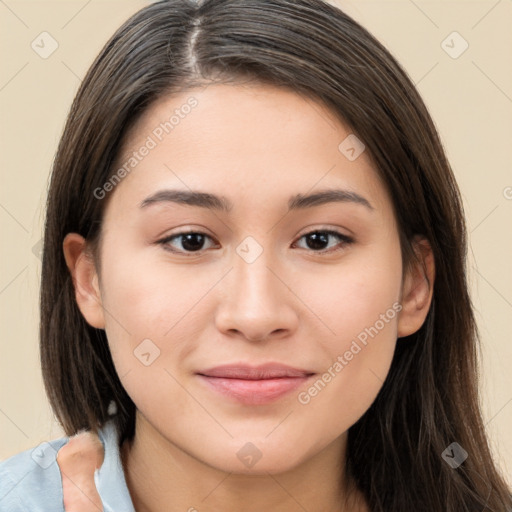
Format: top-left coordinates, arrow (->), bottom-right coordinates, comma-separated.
294,230 -> 353,253
158,231 -> 216,254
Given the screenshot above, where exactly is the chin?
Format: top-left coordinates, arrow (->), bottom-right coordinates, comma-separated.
197,438 -> 310,476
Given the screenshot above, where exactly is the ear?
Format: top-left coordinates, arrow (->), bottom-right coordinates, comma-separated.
62,233 -> 105,329
397,236 -> 435,338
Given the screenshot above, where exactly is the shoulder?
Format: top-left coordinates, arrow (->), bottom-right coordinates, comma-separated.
0,434 -> 69,511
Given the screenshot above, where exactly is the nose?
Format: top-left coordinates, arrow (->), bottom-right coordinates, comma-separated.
214,250 -> 299,342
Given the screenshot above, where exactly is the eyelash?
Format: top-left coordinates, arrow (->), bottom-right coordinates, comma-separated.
156,229 -> 354,256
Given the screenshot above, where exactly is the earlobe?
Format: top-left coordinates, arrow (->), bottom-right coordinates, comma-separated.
62,233 -> 106,329
397,236 -> 435,338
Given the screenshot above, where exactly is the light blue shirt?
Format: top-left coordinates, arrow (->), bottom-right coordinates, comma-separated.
0,420 -> 135,511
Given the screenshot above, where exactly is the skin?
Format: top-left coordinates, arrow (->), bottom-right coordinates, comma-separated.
63,83 -> 435,512
57,431 -> 103,511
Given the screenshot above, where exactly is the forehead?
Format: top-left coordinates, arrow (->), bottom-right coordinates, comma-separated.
107,83 -> 391,217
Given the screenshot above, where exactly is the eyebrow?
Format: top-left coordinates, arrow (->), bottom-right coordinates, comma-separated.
139,188 -> 374,212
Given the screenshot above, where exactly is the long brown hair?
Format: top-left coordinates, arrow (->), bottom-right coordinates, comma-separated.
40,0 -> 512,510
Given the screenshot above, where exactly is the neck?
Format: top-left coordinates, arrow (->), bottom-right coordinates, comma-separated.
121,413 -> 367,512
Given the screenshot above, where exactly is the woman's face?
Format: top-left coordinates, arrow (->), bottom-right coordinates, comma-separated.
71,83 -> 425,474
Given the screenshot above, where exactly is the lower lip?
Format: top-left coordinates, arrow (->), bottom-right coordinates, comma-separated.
197,375 -> 313,405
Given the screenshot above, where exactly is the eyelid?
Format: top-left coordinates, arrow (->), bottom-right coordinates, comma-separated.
294,224 -> 353,239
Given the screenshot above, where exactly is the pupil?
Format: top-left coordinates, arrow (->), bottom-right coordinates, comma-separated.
307,232 -> 328,250
182,233 -> 204,251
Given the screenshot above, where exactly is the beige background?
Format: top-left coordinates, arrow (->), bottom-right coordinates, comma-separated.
1,0 -> 511,485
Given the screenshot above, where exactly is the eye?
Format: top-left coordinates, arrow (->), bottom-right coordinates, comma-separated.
293,229 -> 354,253
158,230 -> 217,254
157,228 -> 354,256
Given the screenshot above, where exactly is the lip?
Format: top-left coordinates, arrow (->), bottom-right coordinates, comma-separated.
196,363 -> 315,405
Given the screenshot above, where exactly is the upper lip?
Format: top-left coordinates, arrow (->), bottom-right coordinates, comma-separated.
197,363 -> 315,380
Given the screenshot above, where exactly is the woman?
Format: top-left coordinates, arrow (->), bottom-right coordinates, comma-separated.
1,0 -> 510,510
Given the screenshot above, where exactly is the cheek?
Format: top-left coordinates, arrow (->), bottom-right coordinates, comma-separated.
99,245 -> 208,337
97,256 -> 201,418
301,236 -> 402,342
292,236 -> 402,414
96,242 -> 228,389
298,295 -> 401,437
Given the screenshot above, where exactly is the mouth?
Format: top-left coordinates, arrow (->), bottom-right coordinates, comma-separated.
196,363 -> 316,405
